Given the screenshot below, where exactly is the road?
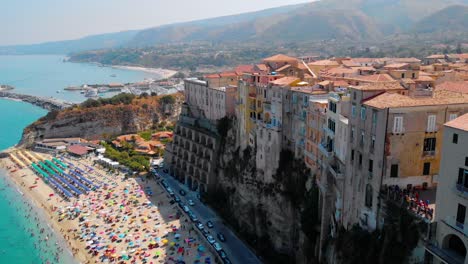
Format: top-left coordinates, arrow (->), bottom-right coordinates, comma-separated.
156,169 -> 262,264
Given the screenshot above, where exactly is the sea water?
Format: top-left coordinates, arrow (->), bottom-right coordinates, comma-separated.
0,55 -> 158,263
0,170 -> 76,263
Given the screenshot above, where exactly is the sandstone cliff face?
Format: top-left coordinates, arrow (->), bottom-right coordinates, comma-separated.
211,120 -> 315,264
20,94 -> 183,147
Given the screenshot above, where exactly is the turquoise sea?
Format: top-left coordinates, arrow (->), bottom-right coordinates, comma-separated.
0,55 -> 157,263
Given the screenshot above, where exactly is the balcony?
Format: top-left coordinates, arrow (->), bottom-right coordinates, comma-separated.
305,150 -> 317,162
324,127 -> 335,138
443,216 -> 468,237
423,150 -> 435,157
318,142 -> 333,158
249,93 -> 256,98
329,165 -> 344,180
455,183 -> 468,199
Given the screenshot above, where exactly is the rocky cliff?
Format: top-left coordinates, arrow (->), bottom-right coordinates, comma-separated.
20,93 -> 183,147
208,119 -> 318,264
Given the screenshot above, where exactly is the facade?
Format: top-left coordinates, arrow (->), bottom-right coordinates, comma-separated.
426,114 -> 468,264
343,83 -> 468,230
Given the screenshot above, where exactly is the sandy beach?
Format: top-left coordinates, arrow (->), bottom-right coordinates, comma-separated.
0,148 -> 216,264
112,66 -> 178,80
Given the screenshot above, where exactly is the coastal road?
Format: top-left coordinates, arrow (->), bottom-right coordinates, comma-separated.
156,169 -> 262,264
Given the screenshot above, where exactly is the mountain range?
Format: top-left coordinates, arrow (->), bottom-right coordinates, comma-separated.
1,0 -> 468,55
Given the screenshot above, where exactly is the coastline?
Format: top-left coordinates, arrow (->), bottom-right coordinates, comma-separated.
0,148 -> 217,264
0,153 -> 85,263
110,65 -> 178,79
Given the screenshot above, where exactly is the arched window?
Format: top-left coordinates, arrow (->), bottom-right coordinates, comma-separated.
365,184 -> 373,208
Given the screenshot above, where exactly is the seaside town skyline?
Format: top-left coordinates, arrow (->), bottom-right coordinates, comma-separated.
1,0 -> 468,264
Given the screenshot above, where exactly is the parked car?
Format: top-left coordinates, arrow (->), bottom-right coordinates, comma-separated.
178,202 -> 184,208
202,229 -> 210,236
217,233 -> 226,242
206,235 -> 215,244
189,213 -> 198,222
169,200 -> 175,205
213,242 -> 222,251
197,223 -> 204,230
174,196 -> 181,202
179,190 -> 186,196
206,221 -> 214,228
219,250 -> 227,259
222,258 -> 232,264
188,199 -> 195,206
183,206 -> 190,213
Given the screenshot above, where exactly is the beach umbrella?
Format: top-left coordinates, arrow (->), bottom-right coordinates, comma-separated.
49,193 -> 54,197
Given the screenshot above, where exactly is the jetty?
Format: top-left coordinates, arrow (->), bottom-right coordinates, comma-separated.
0,91 -> 73,111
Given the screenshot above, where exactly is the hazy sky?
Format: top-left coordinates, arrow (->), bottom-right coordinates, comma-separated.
2,0 -> 310,46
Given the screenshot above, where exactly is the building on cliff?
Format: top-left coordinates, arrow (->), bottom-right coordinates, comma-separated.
425,113 -> 468,264
164,78 -> 238,193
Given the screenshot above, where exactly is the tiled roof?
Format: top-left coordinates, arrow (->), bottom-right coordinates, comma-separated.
384,63 -> 409,69
351,82 -> 404,91
341,60 -> 361,67
435,81 -> 468,94
255,64 -> 268,71
332,80 -> 350,87
308,60 -> 340,66
384,57 -> 421,63
445,113 -> 468,131
270,76 -> 299,87
276,64 -> 292,72
349,73 -> 396,83
364,90 -> 468,109
67,145 -> 89,156
321,66 -> 357,76
425,54 -> 445,59
204,73 -> 221,79
219,71 -> 238,77
235,65 -> 254,74
263,54 -> 298,62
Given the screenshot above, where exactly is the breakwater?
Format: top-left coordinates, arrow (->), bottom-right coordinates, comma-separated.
0,91 -> 73,111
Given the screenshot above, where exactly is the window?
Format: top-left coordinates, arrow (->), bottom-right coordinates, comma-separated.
449,113 -> 458,121
365,184 -> 373,208
361,107 -> 366,120
423,162 -> 431,175
369,159 -> 373,172
351,126 -> 355,142
358,153 -> 362,168
393,116 -> 403,134
390,164 -> 398,178
427,115 -> 436,132
466,157 -> 468,166
458,168 -> 468,188
423,138 -> 436,154
401,73 -> 405,78
329,102 -> 337,113
351,149 -> 355,161
353,92 -> 356,100
372,111 -> 377,127
352,104 -> 356,117
453,133 -> 458,144
360,130 -> 365,146
457,204 -> 466,226
370,136 -> 376,152
328,119 -> 336,133
412,72 -> 416,79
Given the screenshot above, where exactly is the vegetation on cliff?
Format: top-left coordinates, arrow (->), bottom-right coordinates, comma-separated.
100,142 -> 150,172
335,201 -> 427,264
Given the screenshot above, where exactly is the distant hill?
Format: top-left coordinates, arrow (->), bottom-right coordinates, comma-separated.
2,0 -> 468,55
0,30 -> 139,55
410,5 -> 468,34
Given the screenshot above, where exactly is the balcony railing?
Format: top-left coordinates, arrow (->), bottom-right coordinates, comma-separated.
443,216 -> 468,237
329,165 -> 344,180
425,242 -> 465,264
423,150 -> 435,157
318,142 -> 333,158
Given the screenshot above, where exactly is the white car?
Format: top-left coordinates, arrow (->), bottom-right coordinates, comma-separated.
213,242 -> 222,251
197,223 -> 204,230
206,235 -> 215,244
183,206 -> 190,213
188,199 -> 195,206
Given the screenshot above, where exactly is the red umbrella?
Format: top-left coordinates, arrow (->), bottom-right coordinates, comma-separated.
49,193 -> 54,197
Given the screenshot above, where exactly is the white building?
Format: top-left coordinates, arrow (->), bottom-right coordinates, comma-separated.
426,113 -> 468,264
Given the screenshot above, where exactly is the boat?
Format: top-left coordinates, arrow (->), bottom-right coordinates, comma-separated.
110,74 -> 117,77
56,90 -> 61,93
84,89 -> 98,98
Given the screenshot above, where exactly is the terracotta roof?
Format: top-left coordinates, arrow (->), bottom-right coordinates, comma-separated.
308,60 -> 340,66
445,113 -> 468,131
67,145 -> 89,156
235,65 -> 254,74
333,80 -> 349,87
263,54 -> 298,62
321,66 -> 357,76
318,80 -> 331,86
384,63 -> 409,69
384,57 -> 421,63
219,72 -> 238,77
341,60 -> 360,67
416,75 -> 435,82
364,90 -> 468,109
204,73 -> 221,79
355,66 -> 376,71
276,64 -> 292,72
116,134 -> 143,143
425,54 -> 445,59
435,81 -> 468,94
351,82 -> 404,91
350,58 -> 377,63
152,131 -> 173,139
270,77 -> 299,87
350,73 -> 396,83
255,64 -> 268,71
